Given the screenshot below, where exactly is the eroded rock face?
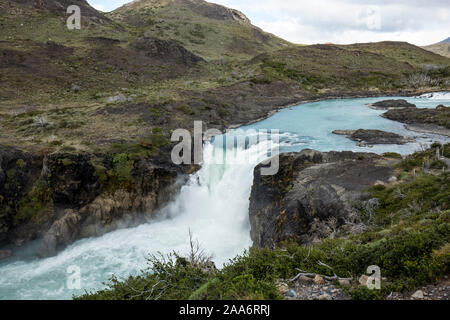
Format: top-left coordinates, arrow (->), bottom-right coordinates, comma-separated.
367,99 -> 416,110
41,153 -> 101,206
333,129 -> 414,146
249,150 -> 394,248
0,146 -> 193,257
0,146 -> 43,245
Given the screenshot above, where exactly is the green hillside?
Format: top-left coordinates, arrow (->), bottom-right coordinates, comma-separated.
0,0 -> 449,155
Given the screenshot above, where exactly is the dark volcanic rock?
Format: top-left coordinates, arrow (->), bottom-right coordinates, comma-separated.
368,99 -> 416,110
133,37 -> 204,65
41,153 -> 101,206
333,129 -> 414,146
249,150 -> 395,248
0,145 -> 194,257
382,105 -> 450,134
0,146 -> 43,245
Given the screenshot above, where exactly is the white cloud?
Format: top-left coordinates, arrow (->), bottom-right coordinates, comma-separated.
87,0 -> 450,46
91,3 -> 105,12
211,0 -> 450,46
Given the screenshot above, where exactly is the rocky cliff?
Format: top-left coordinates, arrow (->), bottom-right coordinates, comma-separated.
249,150 -> 396,248
0,145 -> 195,258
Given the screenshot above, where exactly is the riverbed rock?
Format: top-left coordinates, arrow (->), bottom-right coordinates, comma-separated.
333,129 -> 414,145
382,105 -> 450,136
249,149 -> 394,247
367,99 -> 416,110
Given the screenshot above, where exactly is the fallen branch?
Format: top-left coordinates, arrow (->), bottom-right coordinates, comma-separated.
288,268 -> 352,283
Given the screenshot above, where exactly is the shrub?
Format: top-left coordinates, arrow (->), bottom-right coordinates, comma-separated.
382,152 -> 402,159
111,153 -> 134,183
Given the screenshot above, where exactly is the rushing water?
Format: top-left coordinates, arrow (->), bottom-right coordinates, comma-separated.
1,94 -> 449,300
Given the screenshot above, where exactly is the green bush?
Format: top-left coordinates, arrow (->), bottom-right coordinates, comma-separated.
382,152 -> 402,159
111,153 -> 134,183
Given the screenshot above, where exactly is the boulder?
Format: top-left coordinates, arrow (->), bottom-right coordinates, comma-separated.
412,290 -> 424,299
359,275 -> 369,286
277,283 -> 289,295
107,93 -> 127,104
338,279 -> 351,286
286,289 -> 297,298
314,275 -> 325,285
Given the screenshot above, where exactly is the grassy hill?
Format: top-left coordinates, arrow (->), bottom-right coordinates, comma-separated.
108,0 -> 291,61
0,0 -> 449,155
343,41 -> 450,67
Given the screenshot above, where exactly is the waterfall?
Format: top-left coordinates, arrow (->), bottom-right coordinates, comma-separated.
0,132 -> 278,300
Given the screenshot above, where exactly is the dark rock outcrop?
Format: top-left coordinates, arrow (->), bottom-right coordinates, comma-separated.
0,145 -> 194,258
249,150 -> 395,248
133,37 -> 204,65
382,105 -> 450,134
367,99 -> 416,110
332,129 -> 414,146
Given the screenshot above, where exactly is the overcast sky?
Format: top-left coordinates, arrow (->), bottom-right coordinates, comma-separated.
87,0 -> 450,46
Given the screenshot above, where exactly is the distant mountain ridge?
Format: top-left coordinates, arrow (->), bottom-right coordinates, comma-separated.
423,37 -> 450,58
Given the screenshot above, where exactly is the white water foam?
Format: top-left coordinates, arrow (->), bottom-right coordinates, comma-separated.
415,91 -> 450,100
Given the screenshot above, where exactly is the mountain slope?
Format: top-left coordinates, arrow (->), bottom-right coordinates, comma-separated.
422,37 -> 450,58
108,0 -> 291,60
343,41 -> 450,66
